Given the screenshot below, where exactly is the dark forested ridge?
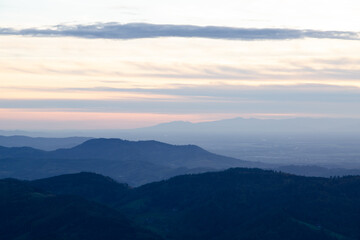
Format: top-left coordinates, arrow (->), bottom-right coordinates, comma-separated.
28,169 -> 360,240
32,172 -> 131,207
0,178 -> 162,240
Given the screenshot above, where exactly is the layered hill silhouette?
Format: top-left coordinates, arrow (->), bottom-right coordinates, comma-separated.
0,178 -> 162,240
0,135 -> 91,151
134,118 -> 360,134
0,138 -> 261,186
2,138 -> 360,185
29,170 -> 360,240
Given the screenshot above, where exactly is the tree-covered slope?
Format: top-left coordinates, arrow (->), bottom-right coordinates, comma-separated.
31,172 -> 131,207
30,169 -> 360,240
117,168 -> 360,240
0,178 -> 162,240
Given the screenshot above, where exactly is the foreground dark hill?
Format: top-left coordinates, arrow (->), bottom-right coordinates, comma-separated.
0,138 -> 260,185
32,172 -> 130,206
0,178 -> 161,240
0,135 -> 91,151
31,170 -> 360,240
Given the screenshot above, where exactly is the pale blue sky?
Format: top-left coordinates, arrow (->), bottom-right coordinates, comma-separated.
1,0 -> 360,30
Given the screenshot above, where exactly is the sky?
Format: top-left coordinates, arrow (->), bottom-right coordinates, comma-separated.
0,0 -> 360,130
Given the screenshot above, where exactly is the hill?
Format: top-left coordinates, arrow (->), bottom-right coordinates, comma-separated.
0,178 -> 162,240
118,169 -> 360,240
51,138 -> 253,169
31,172 -> 130,206
0,138 -> 259,186
30,170 -> 360,240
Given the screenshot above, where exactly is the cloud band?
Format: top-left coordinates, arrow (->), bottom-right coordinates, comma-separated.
0,23 -> 359,41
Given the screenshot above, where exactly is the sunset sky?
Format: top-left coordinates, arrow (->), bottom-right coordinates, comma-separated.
1,0 -> 360,130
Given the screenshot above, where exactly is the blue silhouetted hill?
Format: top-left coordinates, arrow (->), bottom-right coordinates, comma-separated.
51,138 -> 246,168
0,138 -> 259,186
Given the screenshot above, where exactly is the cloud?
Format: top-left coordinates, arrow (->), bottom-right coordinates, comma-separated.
0,23 -> 359,41
1,83 -> 360,120
0,96 -> 359,118
3,83 -> 360,105
67,85 -> 360,103
4,60 -> 360,82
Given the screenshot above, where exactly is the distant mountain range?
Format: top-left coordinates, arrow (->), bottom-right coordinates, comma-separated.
0,135 -> 91,151
22,170 -> 360,240
2,117 -> 360,138
2,117 -> 359,168
133,117 -> 360,135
